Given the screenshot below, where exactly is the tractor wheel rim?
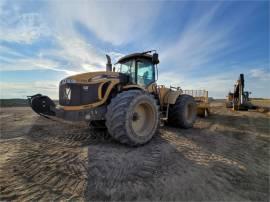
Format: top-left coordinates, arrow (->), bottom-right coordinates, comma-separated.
131,102 -> 155,137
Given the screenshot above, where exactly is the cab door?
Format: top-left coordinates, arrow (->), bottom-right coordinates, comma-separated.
136,59 -> 155,87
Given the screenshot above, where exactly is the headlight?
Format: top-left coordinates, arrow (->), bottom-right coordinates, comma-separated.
60,79 -> 77,85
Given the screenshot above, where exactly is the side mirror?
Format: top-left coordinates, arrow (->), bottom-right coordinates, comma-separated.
152,53 -> 159,64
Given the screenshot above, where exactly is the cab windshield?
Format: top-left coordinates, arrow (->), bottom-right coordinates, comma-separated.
136,59 -> 155,86
116,58 -> 155,86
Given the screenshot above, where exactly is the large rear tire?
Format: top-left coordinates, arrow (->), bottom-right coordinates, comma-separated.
168,94 -> 197,128
105,90 -> 159,146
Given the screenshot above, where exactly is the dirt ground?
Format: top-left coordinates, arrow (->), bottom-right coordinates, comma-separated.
0,101 -> 269,201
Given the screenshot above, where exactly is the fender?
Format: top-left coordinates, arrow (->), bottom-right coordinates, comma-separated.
122,85 -> 145,91
164,90 -> 182,104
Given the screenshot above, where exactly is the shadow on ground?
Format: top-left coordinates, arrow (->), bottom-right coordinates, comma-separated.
0,106 -> 269,201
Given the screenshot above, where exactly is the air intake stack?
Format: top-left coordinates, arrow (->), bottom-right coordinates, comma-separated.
106,55 -> 112,72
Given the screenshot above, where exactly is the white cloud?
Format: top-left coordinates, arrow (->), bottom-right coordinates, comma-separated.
46,0 -> 161,45
47,36 -> 107,72
0,35 -> 109,75
158,71 -> 235,98
0,1 -> 268,99
158,69 -> 270,99
248,68 -> 270,81
0,1 -> 124,74
108,51 -> 125,63
0,2 -> 50,44
155,4 -> 270,98
0,53 -> 77,75
159,3 -> 245,71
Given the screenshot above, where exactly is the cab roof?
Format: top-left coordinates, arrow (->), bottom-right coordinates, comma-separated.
117,53 -> 153,63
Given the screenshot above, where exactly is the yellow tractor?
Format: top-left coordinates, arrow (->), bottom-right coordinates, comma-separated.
28,51 -> 197,146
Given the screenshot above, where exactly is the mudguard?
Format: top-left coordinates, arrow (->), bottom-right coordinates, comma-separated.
164,90 -> 182,104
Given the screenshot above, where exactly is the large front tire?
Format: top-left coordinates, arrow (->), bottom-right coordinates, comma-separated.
105,90 -> 159,146
168,94 -> 197,128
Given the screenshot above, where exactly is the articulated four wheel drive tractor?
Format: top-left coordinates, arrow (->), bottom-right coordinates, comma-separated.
28,51 -> 197,146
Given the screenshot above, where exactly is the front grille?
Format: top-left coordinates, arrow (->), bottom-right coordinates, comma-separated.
59,83 -> 100,106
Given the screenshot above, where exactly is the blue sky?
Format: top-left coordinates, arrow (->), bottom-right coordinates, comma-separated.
0,0 -> 269,99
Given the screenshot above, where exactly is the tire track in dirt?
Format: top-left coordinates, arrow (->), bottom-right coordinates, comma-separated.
0,105 -> 269,201
0,140 -> 88,201
84,137 -> 163,201
0,117 -> 98,201
193,105 -> 270,201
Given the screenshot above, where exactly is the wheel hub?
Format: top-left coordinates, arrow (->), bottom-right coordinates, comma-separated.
131,102 -> 156,137
132,112 -> 139,121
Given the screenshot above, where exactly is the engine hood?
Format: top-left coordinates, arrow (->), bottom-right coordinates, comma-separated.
60,71 -> 129,85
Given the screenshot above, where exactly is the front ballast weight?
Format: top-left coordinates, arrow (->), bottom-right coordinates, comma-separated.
27,94 -> 56,119
28,94 -> 107,122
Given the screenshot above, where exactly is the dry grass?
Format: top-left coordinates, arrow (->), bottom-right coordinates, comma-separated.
251,99 -> 270,108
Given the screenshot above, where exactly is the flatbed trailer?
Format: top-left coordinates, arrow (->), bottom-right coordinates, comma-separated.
183,90 -> 210,117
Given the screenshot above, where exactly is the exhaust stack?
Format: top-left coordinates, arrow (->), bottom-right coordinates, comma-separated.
106,55 -> 112,71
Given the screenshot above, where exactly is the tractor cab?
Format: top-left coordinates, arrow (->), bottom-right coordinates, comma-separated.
115,51 -> 159,87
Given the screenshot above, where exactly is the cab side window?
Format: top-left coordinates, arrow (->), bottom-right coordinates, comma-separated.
137,59 -> 155,86
120,60 -> 136,83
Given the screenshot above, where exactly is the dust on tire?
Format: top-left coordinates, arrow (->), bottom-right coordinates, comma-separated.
168,94 -> 197,128
105,90 -> 159,146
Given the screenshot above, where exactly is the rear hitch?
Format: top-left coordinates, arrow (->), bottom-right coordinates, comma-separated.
27,94 -> 56,118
